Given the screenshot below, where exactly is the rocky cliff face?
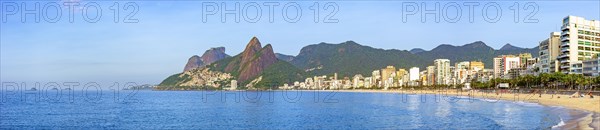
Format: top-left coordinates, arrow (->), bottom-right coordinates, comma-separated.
183,47 -> 230,72
160,37 -> 305,89
183,55 -> 203,72
238,44 -> 277,82
224,37 -> 278,82
201,47 -> 229,64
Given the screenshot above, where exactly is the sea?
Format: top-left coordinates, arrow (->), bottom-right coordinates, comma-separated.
0,90 -> 586,129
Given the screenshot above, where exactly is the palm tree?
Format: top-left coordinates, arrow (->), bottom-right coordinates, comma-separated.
575,75 -> 586,90
594,76 -> 600,90
563,74 -> 582,90
523,74 -> 536,89
552,72 -> 566,90
540,73 -> 551,90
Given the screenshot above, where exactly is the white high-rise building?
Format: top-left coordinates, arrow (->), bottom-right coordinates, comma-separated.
409,67 -> 420,81
230,80 -> 237,90
503,57 -> 521,76
434,59 -> 451,85
539,32 -> 561,73
558,15 -> 600,74
493,55 -> 521,79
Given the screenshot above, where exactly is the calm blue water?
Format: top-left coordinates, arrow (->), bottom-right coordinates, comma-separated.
0,90 -> 581,129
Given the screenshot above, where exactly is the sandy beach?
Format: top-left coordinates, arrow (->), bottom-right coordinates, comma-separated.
319,89 -> 600,129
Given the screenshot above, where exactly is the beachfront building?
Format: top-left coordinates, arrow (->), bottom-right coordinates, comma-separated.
493,55 -> 521,79
369,70 -> 381,88
314,76 -> 326,89
493,57 -> 503,78
426,66 -> 435,85
381,66 -> 396,86
539,32 -> 562,73
469,61 -> 485,71
224,80 -> 237,90
572,62 -> 584,74
518,53 -> 533,68
504,56 -> 521,78
409,67 -> 420,86
583,57 -> 600,76
420,71 -> 428,86
454,61 -> 470,84
364,77 -> 373,88
526,58 -> 539,68
558,15 -> 600,74
353,74 -> 364,88
477,69 -> 495,82
434,59 -> 451,85
398,69 -> 408,86
304,78 -> 314,89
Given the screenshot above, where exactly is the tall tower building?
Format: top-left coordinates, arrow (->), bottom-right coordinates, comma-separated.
426,66 -> 435,85
539,32 -> 561,73
493,55 -> 521,79
434,59 -> 450,85
409,67 -> 420,86
558,16 -> 600,74
493,57 -> 503,78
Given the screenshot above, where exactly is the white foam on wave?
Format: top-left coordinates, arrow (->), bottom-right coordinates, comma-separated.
551,117 -> 565,129
513,101 -> 543,107
454,96 -> 472,99
480,98 -> 499,102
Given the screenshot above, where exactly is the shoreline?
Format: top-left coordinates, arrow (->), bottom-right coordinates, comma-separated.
320,89 -> 600,129
151,89 -> 600,129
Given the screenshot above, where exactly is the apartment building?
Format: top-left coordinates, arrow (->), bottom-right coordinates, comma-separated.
434,59 -> 451,85
558,15 -> 600,73
539,32 -> 562,73
493,55 -> 521,79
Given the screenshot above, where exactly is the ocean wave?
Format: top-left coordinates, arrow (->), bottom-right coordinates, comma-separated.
454,96 -> 472,99
551,117 -> 565,129
513,101 -> 543,107
480,98 -> 499,102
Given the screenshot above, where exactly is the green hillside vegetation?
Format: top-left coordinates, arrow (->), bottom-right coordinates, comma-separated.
252,61 -> 306,89
291,41 -> 429,77
208,56 -> 306,89
158,73 -> 188,87
291,41 -> 538,77
417,41 -> 538,69
210,55 -> 241,76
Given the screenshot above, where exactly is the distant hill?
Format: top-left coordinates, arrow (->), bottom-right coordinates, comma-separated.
499,43 -> 524,51
289,41 -> 538,77
275,53 -> 295,62
409,48 -> 426,54
417,41 -> 538,69
290,41 -> 428,77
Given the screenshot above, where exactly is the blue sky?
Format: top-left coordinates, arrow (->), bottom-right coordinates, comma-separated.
1,1 -> 599,84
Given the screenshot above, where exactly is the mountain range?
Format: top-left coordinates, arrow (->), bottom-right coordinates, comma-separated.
286,41 -> 537,77
207,37 -> 305,88
160,37 -> 538,88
